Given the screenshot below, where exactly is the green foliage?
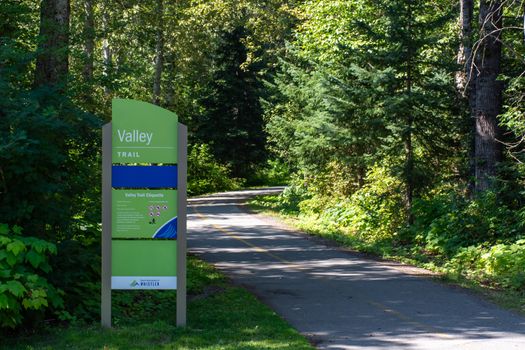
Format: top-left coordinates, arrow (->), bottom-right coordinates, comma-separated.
247,158 -> 292,186
280,167 -> 405,244
279,184 -> 312,214
444,241 -> 525,290
48,240 -> 101,323
265,0 -> 463,227
500,76 -> 525,163
407,191 -> 523,256
0,0 -> 101,236
0,86 -> 101,234
1,1 -> 101,329
0,224 -> 63,329
333,167 -> 405,244
195,26 -> 267,178
188,144 -> 243,196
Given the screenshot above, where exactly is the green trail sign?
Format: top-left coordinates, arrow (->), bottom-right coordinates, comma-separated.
102,99 -> 187,327
112,99 -> 178,163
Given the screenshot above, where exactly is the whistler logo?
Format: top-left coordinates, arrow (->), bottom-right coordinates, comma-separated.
129,279 -> 160,288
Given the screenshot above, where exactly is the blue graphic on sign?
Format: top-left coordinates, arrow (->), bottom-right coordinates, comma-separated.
153,217 -> 177,239
112,165 -> 178,188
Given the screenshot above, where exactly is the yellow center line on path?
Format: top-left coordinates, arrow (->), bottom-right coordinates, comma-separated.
191,204 -> 454,340
368,301 -> 454,339
192,206 -> 299,267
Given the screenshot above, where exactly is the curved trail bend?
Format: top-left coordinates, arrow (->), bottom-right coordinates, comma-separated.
188,188 -> 525,350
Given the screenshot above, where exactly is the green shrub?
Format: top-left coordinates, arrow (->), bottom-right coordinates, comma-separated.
49,240 -> 100,323
0,224 -> 63,329
275,166 -> 405,244
481,241 -> 525,289
247,159 -> 291,186
302,166 -> 405,244
188,144 -> 243,196
278,184 -> 312,214
445,240 -> 525,290
408,191 -> 522,256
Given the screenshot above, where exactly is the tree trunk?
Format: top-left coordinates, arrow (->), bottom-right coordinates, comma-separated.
34,0 -> 70,88
152,0 -> 164,106
405,0 -> 414,225
357,166 -> 365,188
165,52 -> 175,108
474,0 -> 503,192
82,0 -> 95,82
457,0 -> 476,194
456,0 -> 474,96
102,3 -> 112,96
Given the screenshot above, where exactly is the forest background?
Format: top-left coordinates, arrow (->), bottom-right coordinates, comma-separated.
1,0 -> 525,330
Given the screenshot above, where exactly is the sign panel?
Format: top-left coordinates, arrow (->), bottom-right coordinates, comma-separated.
102,99 -> 187,327
112,189 -> 177,239
110,99 -> 178,291
112,99 -> 178,164
112,240 -> 177,289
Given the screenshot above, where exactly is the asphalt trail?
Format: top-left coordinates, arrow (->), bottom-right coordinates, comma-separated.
188,188 -> 525,350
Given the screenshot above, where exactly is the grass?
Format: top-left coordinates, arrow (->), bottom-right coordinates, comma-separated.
248,194 -> 525,316
2,256 -> 313,350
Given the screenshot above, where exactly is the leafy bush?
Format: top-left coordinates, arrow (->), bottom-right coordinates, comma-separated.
500,76 -> 525,163
188,144 -> 244,196
408,191 -> 522,256
278,184 -> 312,214
481,241 -> 525,289
49,240 -> 100,323
445,240 -> 525,290
272,166 -> 405,244
339,166 -> 405,243
296,166 -> 405,244
247,158 -> 291,186
0,224 -> 63,329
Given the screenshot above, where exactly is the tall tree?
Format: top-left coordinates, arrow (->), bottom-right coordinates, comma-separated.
474,0 -> 503,192
356,0 -> 455,222
34,0 -> 70,88
457,0 -> 476,192
197,26 -> 266,178
152,0 -> 164,105
404,0 -> 415,223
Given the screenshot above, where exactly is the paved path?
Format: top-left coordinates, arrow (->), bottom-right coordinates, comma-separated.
188,188 -> 525,350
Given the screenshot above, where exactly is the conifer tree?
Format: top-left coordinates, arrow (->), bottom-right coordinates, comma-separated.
197,26 -> 267,178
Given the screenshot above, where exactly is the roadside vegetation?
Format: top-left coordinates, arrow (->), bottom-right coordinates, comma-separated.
2,255 -> 313,350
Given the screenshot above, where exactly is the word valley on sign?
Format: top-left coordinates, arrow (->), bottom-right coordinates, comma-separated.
117,129 -> 153,145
